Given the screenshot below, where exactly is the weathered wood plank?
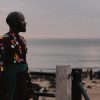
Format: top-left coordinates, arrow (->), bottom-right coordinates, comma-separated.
56,65 -> 71,100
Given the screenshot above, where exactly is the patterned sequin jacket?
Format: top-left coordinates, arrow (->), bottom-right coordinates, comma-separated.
0,32 -> 27,71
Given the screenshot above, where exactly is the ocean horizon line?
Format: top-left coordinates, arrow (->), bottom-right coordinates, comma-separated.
27,38 -> 100,40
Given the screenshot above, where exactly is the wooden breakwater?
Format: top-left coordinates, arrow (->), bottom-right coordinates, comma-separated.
30,65 -> 90,100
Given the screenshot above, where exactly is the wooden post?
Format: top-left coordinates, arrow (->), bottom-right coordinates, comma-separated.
72,69 -> 82,100
56,65 -> 71,100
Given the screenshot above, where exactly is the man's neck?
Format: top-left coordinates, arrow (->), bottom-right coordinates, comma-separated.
9,29 -> 19,35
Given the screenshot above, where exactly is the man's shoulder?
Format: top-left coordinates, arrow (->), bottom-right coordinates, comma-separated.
0,35 -> 4,41
0,33 -> 9,43
0,36 -> 4,40
3,33 -> 9,38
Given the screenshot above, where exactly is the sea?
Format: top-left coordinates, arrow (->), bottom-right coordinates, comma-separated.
26,39 -> 100,71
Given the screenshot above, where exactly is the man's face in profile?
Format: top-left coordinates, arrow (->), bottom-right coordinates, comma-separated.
15,13 -> 27,32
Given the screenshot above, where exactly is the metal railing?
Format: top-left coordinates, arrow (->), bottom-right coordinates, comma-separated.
78,82 -> 90,100
33,91 -> 55,100
72,69 -> 90,100
30,69 -> 90,100
30,71 -> 56,100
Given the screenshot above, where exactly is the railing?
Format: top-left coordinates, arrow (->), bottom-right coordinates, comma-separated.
30,71 -> 56,77
30,66 -> 90,100
78,82 -> 90,100
72,69 -> 90,100
33,91 -> 55,100
30,71 -> 56,100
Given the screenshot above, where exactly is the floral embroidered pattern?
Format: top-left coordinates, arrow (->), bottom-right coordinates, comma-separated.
0,32 -> 27,67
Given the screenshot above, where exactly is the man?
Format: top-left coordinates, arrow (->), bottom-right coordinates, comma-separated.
0,11 -> 32,100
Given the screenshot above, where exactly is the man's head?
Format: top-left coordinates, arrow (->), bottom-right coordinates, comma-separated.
6,11 -> 27,32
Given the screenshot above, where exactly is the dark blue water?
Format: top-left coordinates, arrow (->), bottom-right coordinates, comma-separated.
27,39 -> 100,70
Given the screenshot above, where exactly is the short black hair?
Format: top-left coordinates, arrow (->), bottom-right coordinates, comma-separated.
6,11 -> 23,26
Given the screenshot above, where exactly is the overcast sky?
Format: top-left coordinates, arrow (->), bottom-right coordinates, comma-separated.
0,0 -> 100,39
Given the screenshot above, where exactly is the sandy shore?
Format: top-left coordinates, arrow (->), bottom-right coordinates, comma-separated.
31,78 -> 100,100
83,79 -> 100,100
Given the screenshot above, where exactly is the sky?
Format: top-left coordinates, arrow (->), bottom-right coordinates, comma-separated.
0,0 -> 100,39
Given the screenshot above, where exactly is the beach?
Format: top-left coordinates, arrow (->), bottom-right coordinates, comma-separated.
30,77 -> 100,100
27,39 -> 100,99
83,79 -> 100,100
